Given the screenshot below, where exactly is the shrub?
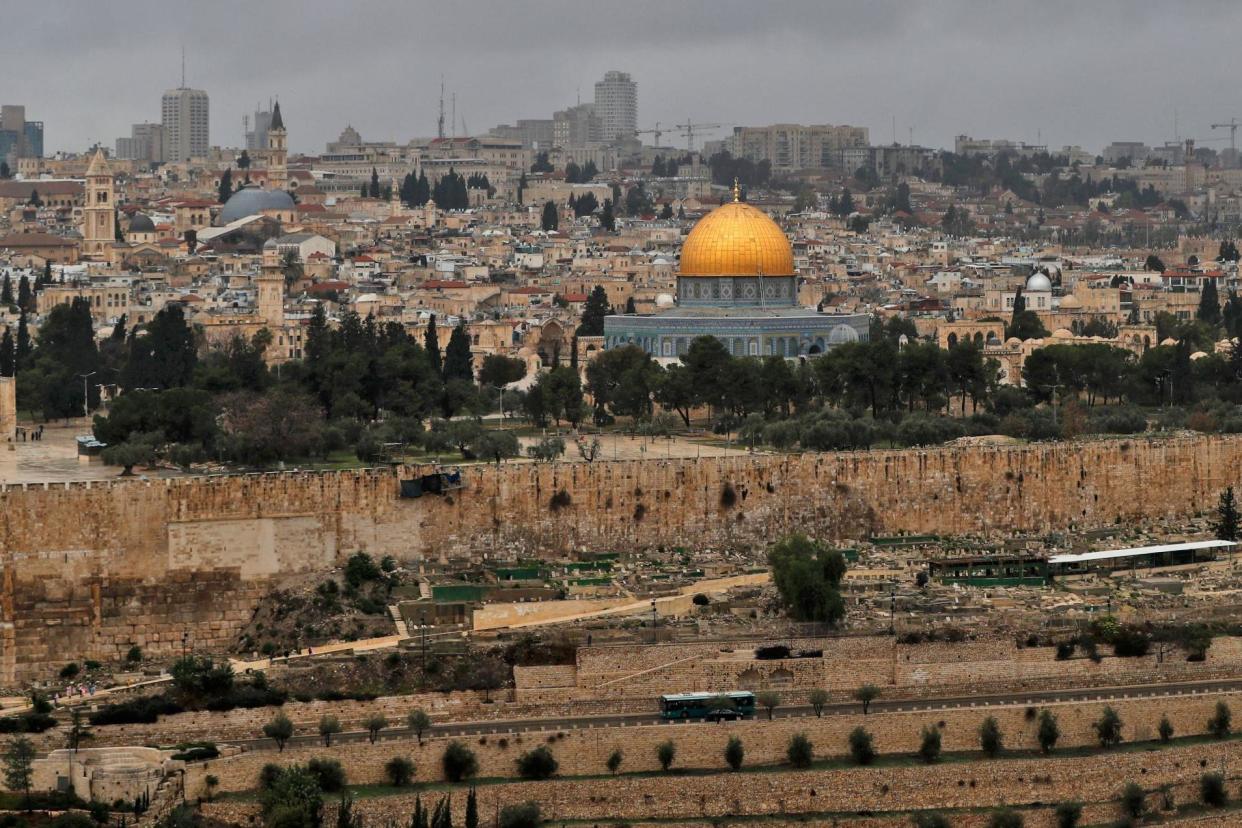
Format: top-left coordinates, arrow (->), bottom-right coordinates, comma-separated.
1054,801 -> 1082,828
1201,772 -> 1228,807
384,757 -> 415,787
1208,700 -> 1232,738
125,646 -> 142,663
691,593 -> 710,606
498,802 -> 541,828
1093,706 -> 1124,748
1120,782 -> 1145,819
442,741 -> 478,782
848,726 -> 875,765
605,748 -> 623,775
1055,641 -> 1076,660
59,663 -> 80,680
987,810 -> 1023,828
754,645 -> 791,660
306,757 -> 346,792
657,740 -> 676,772
979,716 -> 1003,757
344,551 -> 382,587
1157,715 -> 1173,744
918,725 -> 941,764
724,736 -> 744,771
1037,710 -> 1060,754
912,815 -> 951,828
1111,626 -> 1151,657
786,733 -> 813,768
170,743 -> 219,762
516,745 -> 558,780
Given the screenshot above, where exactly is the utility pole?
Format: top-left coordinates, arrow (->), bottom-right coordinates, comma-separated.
79,372 -> 96,419
437,77 -> 445,140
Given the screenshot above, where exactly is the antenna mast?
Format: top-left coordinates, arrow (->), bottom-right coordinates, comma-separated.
437,77 -> 446,140
180,45 -> 186,88
451,93 -> 456,139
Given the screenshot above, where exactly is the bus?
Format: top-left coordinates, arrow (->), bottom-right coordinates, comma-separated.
659,691 -> 756,721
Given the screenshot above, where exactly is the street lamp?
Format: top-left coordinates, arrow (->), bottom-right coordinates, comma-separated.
79,372 -> 97,419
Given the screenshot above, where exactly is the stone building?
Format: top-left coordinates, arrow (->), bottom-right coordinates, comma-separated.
603,182 -> 869,363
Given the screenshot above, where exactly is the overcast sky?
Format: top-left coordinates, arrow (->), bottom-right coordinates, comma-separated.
7,0 -> 1242,157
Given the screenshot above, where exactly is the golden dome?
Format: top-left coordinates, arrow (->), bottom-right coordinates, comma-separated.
679,195 -> 795,278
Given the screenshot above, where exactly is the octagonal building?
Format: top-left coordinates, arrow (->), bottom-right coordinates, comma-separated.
603,185 -> 869,362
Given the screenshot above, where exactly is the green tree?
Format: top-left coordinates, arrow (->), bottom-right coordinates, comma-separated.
1157,715 -> 1173,743
847,726 -> 875,765
912,815 -> 951,828
600,198 -> 616,231
656,739 -> 676,772
808,688 -> 829,718
605,748 -> 623,775
2,737 -> 34,809
786,733 -> 813,768
364,714 -> 388,744
767,534 -> 847,624
979,716 -> 1003,757
260,765 -> 324,828
1093,706 -> 1123,748
918,725 -> 942,763
1208,700 -> 1232,738
516,745 -> 558,780
757,690 -> 781,720
987,810 -> 1023,828
424,314 -> 442,377
541,200 -> 558,231
1120,782 -> 1145,819
0,274 -> 11,307
1037,709 -> 1060,754
217,168 -> 233,203
1215,487 -> 1239,541
318,715 -> 341,747
442,741 -> 478,782
1199,277 -> 1222,325
465,787 -> 478,828
443,323 -> 474,382
1053,801 -> 1081,828
478,355 -> 526,388
1201,772 -> 1228,807
498,803 -> 540,828
385,757 -> 415,787
408,710 -> 432,744
724,736 -> 744,771
855,684 -> 879,715
577,285 -> 610,336
263,713 -> 294,752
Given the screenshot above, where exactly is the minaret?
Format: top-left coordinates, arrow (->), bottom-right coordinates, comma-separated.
267,100 -> 288,192
256,247 -> 285,327
82,149 -> 116,261
390,177 -> 402,217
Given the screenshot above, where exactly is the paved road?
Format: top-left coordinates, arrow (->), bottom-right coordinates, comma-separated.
229,675 -> 1242,753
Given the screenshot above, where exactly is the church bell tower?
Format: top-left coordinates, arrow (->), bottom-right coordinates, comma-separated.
82,149 -> 116,261
266,101 -> 288,192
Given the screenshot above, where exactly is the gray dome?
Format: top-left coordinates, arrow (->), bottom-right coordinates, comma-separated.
1025,271 -> 1053,292
128,213 -> 155,233
219,186 -> 294,224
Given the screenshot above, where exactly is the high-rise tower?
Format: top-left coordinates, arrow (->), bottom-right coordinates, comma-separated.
593,70 -> 637,142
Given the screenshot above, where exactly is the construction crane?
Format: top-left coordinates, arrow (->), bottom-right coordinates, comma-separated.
1212,118 -> 1239,156
676,119 -> 722,152
633,122 -> 665,147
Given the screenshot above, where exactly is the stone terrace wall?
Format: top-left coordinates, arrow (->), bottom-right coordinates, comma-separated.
4,435 -> 1242,683
188,694 -> 1242,825
193,691 -> 1242,794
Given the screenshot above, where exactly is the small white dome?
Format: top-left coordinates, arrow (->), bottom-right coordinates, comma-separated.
1191,351 -> 1209,360
1052,328 -> 1073,339
655,293 -> 675,307
1059,294 -> 1082,310
1025,272 -> 1053,292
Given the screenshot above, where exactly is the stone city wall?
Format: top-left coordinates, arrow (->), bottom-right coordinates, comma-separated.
3,435 -> 1241,683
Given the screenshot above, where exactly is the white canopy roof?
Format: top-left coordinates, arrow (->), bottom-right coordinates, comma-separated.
1048,540 -> 1234,565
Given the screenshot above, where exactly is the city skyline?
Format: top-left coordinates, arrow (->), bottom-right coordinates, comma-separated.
6,0 -> 1242,157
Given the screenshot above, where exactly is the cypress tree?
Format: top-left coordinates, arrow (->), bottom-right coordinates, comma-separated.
1199,277 -> 1222,326
0,328 -> 13,377
17,275 -> 31,311
464,788 -> 477,828
443,323 -> 474,382
0,274 -> 11,306
15,309 -> 31,370
424,314 -> 442,376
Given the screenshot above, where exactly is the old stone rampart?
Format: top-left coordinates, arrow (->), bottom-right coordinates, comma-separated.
3,435 -> 1240,682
